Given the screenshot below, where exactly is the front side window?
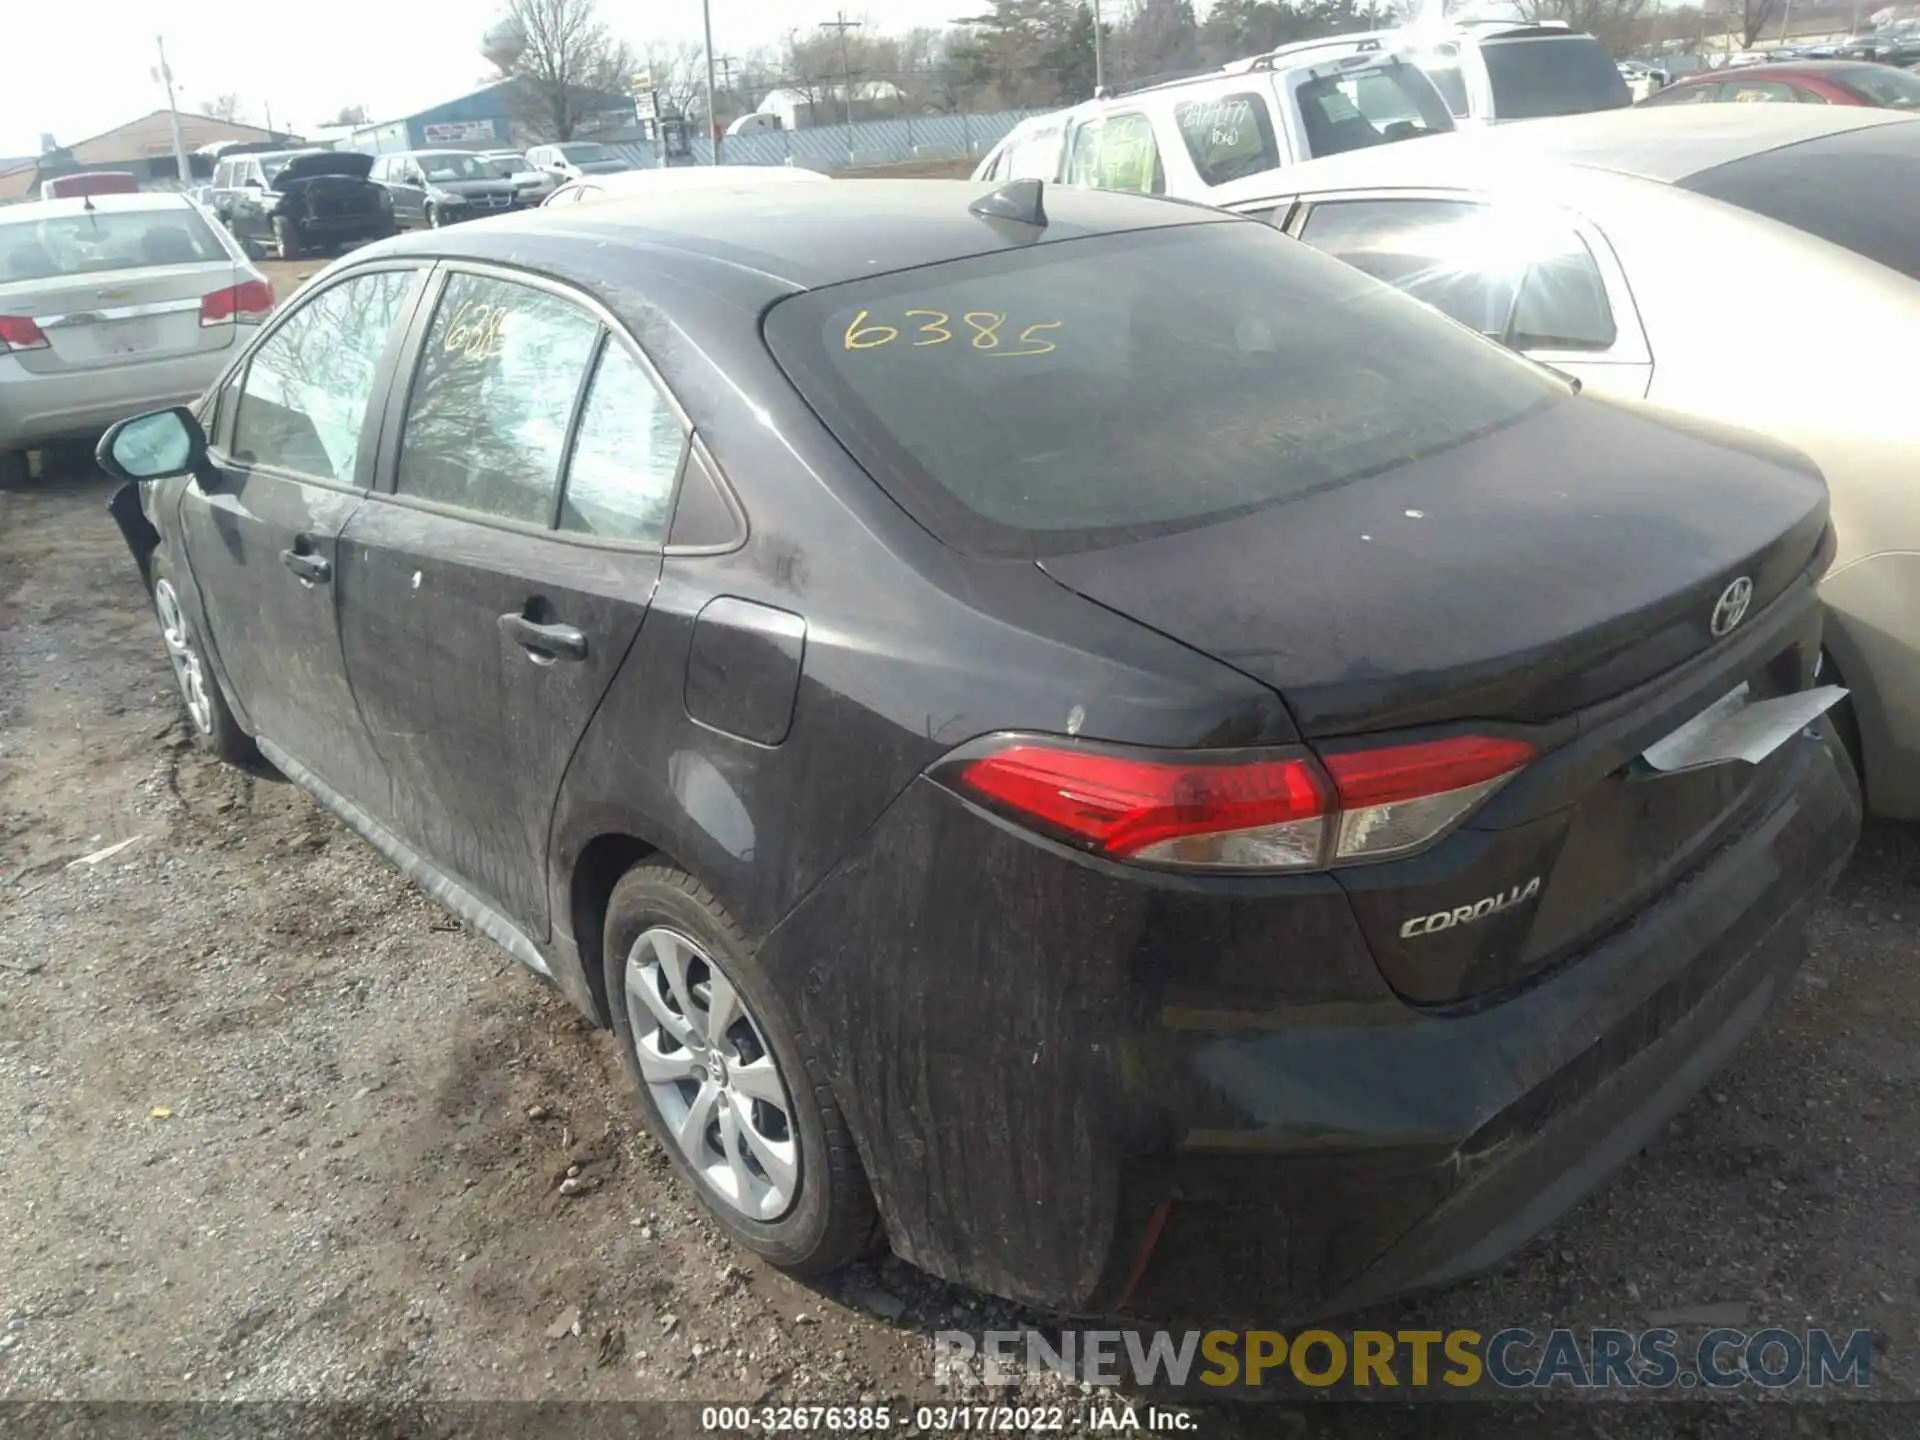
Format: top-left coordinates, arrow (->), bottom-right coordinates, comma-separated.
1835,63 -> 1920,107
418,153 -> 495,182
765,220 -> 1564,557
394,272 -> 601,524
1174,92 -> 1282,186
560,343 -> 686,543
1296,62 -> 1453,157
230,269 -> 417,482
1298,197 -> 1616,351
1064,112 -> 1164,194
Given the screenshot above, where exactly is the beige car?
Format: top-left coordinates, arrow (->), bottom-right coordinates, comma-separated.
1210,106 -> 1920,815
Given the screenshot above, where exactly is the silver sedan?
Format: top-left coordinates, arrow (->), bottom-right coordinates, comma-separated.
1,192 -> 272,485
1209,106 -> 1920,818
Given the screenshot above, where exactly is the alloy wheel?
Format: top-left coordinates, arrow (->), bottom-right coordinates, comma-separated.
154,578 -> 213,734
624,926 -> 800,1222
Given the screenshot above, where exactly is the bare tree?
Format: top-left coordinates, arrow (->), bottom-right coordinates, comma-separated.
496,0 -> 639,141
1514,0 -> 1651,54
1735,0 -> 1781,46
643,40 -> 710,121
198,93 -> 248,124
329,104 -> 372,126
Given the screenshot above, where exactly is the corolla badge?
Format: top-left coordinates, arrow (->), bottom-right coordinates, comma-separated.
1710,576 -> 1754,638
1399,877 -> 1542,939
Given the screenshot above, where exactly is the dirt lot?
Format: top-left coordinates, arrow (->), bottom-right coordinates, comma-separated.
2,460 -> 1917,1432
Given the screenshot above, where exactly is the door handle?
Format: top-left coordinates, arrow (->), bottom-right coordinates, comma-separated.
499,612 -> 588,663
280,548 -> 331,584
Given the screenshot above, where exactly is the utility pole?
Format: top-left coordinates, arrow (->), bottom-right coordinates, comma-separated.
819,9 -> 863,153
702,0 -> 721,165
264,100 -> 275,138
155,36 -> 193,191
1092,0 -> 1106,96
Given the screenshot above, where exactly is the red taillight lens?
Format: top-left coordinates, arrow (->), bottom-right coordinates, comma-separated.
200,279 -> 274,327
0,315 -> 49,352
946,733 -> 1534,873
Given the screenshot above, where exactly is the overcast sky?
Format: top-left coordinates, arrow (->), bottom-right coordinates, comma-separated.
0,0 -> 981,156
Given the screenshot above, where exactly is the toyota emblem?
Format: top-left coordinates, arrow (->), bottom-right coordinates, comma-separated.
1710,576 -> 1753,638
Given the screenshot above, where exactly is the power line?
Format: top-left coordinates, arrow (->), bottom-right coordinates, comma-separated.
818,10 -> 864,130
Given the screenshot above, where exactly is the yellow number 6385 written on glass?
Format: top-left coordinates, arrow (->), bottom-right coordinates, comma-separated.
843,309 -> 1063,357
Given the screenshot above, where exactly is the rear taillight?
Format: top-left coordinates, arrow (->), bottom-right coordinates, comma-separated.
0,315 -> 49,352
200,279 -> 274,327
944,733 -> 1534,873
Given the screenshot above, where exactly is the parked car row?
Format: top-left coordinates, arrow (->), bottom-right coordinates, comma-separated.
86,101 -> 1873,1324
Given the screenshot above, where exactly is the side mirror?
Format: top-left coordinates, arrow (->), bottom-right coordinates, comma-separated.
97,407 -> 208,483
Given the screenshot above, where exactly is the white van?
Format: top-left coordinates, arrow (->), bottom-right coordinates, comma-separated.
972,50 -> 1453,202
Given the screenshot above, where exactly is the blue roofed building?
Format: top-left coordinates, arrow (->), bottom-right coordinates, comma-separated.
343,78 -> 636,155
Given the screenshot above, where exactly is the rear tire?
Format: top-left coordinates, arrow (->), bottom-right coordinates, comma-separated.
603,863 -> 881,1275
272,215 -> 301,260
151,551 -> 254,765
0,450 -> 29,490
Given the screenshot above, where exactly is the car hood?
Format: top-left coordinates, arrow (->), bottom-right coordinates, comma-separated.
273,152 -> 374,185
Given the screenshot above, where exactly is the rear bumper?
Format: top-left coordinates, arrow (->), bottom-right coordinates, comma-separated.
0,351 -> 230,449
762,722 -> 1859,1319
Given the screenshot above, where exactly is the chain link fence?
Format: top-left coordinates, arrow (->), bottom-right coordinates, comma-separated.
605,108 -> 1054,172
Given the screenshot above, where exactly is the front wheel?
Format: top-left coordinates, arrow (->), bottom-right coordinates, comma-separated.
151,554 -> 254,765
604,863 -> 881,1274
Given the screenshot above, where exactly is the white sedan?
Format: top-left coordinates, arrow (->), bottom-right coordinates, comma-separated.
1210,105 -> 1920,817
1,192 -> 271,486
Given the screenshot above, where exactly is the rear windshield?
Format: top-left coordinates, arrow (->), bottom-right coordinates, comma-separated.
1481,36 -> 1632,119
1836,64 -> 1920,107
0,207 -> 226,282
765,220 -> 1566,557
1296,62 -> 1455,156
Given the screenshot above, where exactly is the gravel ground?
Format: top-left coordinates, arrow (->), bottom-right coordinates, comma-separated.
2,457 -> 1916,1437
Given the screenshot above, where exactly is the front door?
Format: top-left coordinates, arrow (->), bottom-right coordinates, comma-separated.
386,163 -> 428,229
338,266 -> 684,936
181,263 -> 424,797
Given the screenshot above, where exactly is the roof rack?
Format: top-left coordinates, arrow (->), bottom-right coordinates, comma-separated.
1241,37 -> 1386,73
1107,64 -> 1235,97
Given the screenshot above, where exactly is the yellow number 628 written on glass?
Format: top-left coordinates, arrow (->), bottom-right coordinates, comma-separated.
843,309 -> 1063,357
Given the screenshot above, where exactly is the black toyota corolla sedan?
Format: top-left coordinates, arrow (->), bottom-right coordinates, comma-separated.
97,178 -> 1859,1319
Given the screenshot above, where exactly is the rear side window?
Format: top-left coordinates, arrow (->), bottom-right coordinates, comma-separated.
0,207 -> 226,282
1298,196 -> 1616,351
1638,82 -> 1715,106
1174,93 -> 1282,186
1480,36 -> 1632,119
394,272 -> 602,524
765,220 -> 1564,557
1064,113 -> 1165,194
231,269 -> 417,483
559,342 -> 686,544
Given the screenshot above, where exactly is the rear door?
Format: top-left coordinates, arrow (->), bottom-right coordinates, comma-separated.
338,264 -> 684,937
182,262 -> 425,797
382,158 -> 428,229
0,201 -> 242,379
1288,190 -> 1654,398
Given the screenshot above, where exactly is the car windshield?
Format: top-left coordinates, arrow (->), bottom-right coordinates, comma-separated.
1481,36 -> 1634,118
1295,62 -> 1455,157
765,220 -> 1564,557
558,144 -> 614,161
419,153 -> 493,181
0,207 -> 226,282
1836,64 -> 1920,106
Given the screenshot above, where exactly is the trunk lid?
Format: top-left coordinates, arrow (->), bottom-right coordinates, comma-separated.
271,152 -> 374,184
1037,397 -> 1828,737
1040,395 -> 1832,1005
281,174 -> 384,221
1,258 -> 240,375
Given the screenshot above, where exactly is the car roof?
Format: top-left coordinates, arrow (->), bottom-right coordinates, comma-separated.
1670,59 -> 1887,83
369,178 -> 1229,292
1208,104 -> 1919,200
565,166 -> 830,193
0,192 -> 199,222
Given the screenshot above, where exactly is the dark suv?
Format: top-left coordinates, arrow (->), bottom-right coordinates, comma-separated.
210,150 -> 394,260
96,182 -> 1858,1320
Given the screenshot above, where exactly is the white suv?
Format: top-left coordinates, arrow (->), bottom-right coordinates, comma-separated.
972,50 -> 1453,202
1262,21 -> 1633,127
